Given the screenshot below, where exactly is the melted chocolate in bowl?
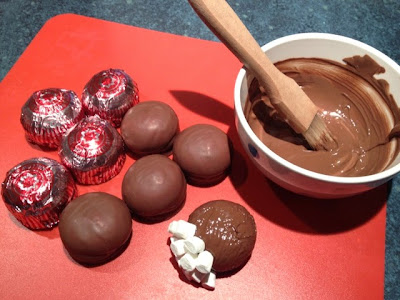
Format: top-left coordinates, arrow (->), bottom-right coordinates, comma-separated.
244,55 -> 400,176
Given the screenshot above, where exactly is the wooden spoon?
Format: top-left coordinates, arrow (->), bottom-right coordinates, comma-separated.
188,0 -> 336,150
388,123 -> 400,140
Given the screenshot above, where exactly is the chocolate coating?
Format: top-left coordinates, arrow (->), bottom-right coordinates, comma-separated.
173,124 -> 231,186
188,200 -> 257,273
59,192 -> 132,265
121,101 -> 179,156
122,154 -> 186,221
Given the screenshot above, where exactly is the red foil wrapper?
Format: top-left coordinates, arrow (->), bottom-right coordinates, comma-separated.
1,157 -> 77,230
59,115 -> 126,185
20,88 -> 84,149
82,69 -> 139,127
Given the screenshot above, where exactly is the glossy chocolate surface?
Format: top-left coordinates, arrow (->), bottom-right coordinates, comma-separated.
245,55 -> 400,176
188,200 -> 257,273
122,154 -> 186,220
121,101 -> 179,156
173,124 -> 231,186
59,192 -> 132,265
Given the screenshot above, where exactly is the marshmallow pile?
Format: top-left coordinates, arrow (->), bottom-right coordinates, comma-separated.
168,220 -> 216,290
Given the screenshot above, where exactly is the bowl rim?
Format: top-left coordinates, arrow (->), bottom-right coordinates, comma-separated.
234,32 -> 400,184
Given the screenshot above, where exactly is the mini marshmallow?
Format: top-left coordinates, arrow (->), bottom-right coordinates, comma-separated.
168,221 -> 179,234
168,219 -> 217,289
168,220 -> 196,239
169,236 -> 179,243
195,250 -> 214,274
201,271 -> 216,290
178,252 -> 198,272
170,238 -> 186,257
184,236 -> 205,254
191,269 -> 207,283
175,254 -> 182,268
182,270 -> 193,281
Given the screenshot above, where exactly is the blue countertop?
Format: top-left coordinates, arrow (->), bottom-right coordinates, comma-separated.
1,0 -> 399,298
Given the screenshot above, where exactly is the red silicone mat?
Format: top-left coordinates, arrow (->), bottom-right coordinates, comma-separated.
0,14 -> 386,299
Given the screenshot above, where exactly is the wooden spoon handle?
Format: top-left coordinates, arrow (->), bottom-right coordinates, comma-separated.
188,0 -> 280,89
188,0 -> 318,133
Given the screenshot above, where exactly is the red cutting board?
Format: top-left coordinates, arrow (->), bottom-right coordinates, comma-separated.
0,14 -> 386,299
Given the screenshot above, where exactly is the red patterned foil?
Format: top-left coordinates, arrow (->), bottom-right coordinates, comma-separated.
20,88 -> 84,149
59,115 -> 126,185
82,69 -> 139,127
1,157 -> 77,230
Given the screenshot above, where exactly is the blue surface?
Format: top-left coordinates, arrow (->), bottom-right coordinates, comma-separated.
1,0 -> 399,298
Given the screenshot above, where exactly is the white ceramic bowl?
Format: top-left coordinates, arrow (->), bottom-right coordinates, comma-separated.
234,33 -> 400,198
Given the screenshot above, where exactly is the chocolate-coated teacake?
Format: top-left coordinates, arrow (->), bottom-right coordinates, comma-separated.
188,200 -> 257,273
20,88 -> 84,148
1,157 -> 76,230
173,124 -> 231,186
59,192 -> 132,265
59,115 -> 126,185
122,154 -> 186,221
121,101 -> 179,156
82,68 -> 139,127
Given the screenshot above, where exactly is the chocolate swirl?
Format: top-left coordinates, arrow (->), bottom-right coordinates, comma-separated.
245,55 -> 400,176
